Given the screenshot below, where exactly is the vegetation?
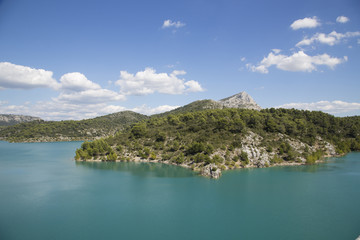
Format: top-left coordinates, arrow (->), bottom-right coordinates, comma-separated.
152,99 -> 223,117
75,108 -> 360,171
0,111 -> 148,142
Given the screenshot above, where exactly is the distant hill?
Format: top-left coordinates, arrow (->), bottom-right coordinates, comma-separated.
153,99 -> 223,117
0,114 -> 42,127
0,111 -> 148,142
0,91 -> 261,142
154,91 -> 261,117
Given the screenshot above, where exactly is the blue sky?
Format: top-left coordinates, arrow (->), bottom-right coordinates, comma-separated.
0,0 -> 359,120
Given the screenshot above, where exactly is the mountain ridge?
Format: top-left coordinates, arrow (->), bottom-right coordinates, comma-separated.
154,91 -> 261,117
0,114 -> 42,127
0,91 -> 260,142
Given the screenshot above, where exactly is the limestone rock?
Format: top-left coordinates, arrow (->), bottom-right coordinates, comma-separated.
218,91 -> 261,110
0,114 -> 42,126
200,164 -> 222,179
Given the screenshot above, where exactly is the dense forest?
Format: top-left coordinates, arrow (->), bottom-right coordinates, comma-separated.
75,108 -> 360,177
0,111 -> 148,142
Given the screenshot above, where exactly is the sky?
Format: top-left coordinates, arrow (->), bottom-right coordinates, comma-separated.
0,0 -> 359,120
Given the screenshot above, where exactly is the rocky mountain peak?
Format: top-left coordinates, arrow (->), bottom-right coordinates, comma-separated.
0,114 -> 42,126
218,91 -> 261,110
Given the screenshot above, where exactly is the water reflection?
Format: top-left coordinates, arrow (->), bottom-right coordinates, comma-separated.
75,161 -> 197,178
277,161 -> 341,173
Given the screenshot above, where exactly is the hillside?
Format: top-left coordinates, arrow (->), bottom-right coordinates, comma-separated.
75,108 -> 360,178
0,91 -> 261,141
0,114 -> 42,127
0,111 -> 148,142
153,99 -> 223,117
154,91 -> 261,117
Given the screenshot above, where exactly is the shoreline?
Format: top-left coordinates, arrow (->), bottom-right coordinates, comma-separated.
75,152 -> 341,179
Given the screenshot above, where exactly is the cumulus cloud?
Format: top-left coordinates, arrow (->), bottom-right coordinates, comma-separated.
0,100 -> 179,120
296,31 -> 360,46
55,72 -> 126,104
278,100 -> 360,114
247,50 -> 346,74
60,72 -> 101,91
290,16 -> 320,30
56,89 -> 125,104
336,16 -> 349,23
272,49 -> 281,54
131,104 -> 179,115
162,19 -> 185,29
0,62 -> 60,89
0,100 -> 127,120
0,62 -> 205,120
116,67 -> 204,95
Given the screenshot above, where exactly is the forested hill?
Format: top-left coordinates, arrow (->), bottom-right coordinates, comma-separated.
75,108 -> 360,178
153,100 -> 223,117
0,91 -> 262,142
0,111 -> 148,142
153,92 -> 261,117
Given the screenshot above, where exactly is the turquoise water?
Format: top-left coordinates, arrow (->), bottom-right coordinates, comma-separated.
0,141 -> 359,240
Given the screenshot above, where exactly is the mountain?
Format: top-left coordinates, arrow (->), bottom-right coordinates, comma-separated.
0,111 -> 148,142
0,91 -> 261,142
154,91 -> 261,117
154,99 -> 223,117
218,91 -> 261,110
0,114 -> 42,127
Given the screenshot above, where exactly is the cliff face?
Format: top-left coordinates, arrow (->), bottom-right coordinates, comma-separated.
0,114 -> 42,126
218,91 -> 261,110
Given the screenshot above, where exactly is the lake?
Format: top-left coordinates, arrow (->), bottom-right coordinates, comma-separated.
0,141 -> 359,240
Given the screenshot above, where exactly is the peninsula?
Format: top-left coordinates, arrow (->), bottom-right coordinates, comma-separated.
74,92 -> 360,178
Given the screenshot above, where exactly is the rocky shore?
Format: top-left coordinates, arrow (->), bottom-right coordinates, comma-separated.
76,131 -> 339,179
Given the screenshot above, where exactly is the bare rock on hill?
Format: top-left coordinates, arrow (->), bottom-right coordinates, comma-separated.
219,91 -> 261,110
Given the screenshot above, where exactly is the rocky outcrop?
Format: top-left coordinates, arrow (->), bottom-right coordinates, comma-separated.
0,114 -> 42,126
218,91 -> 261,110
200,164 -> 222,179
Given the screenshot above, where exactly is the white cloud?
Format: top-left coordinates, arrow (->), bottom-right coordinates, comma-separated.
248,51 -> 346,74
116,67 -> 204,95
60,72 -> 101,91
131,104 -> 179,115
296,31 -> 360,46
184,80 -> 204,92
0,62 -> 60,89
56,72 -> 125,104
272,49 -> 281,54
56,89 -> 125,104
0,100 -> 179,120
278,100 -> 360,114
0,101 -> 112,120
336,16 -> 349,23
162,19 -> 185,29
290,17 -> 320,30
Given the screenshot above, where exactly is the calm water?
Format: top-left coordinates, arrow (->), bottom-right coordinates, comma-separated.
0,141 -> 359,240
